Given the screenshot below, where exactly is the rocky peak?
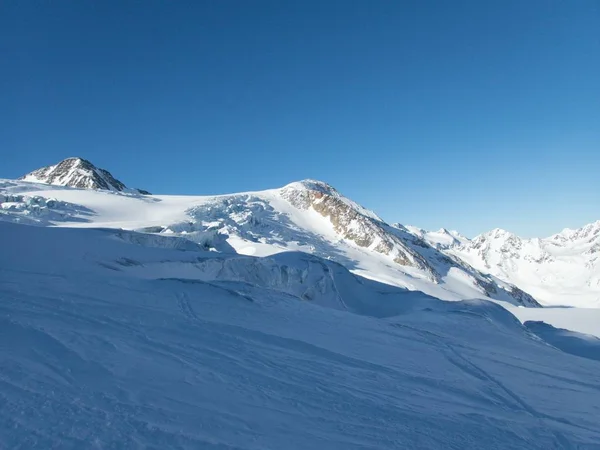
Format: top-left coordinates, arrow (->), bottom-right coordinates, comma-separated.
281,180 -> 443,280
284,179 -> 338,196
282,179 -> 383,222
21,157 -> 150,194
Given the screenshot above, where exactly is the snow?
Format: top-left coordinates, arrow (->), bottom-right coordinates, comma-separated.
0,179 -> 533,307
2,221 -> 600,448
3,169 -> 600,447
508,305 -> 600,338
524,321 -> 600,361
3,178 -> 597,320
413,221 -> 600,308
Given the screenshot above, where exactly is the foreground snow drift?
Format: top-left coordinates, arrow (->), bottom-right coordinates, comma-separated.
1,222 -> 600,449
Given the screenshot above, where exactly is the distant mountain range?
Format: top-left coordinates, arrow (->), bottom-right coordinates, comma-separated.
412,224 -> 600,308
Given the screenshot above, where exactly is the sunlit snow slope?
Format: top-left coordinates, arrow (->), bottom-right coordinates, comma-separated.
0,178 -> 537,307
2,222 -> 600,449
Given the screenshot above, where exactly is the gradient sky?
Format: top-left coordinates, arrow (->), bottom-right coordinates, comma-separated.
2,1 -> 599,237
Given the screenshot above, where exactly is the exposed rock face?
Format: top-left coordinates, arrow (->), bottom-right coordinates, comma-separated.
21,157 -> 150,194
277,180 -> 540,307
280,180 -> 435,276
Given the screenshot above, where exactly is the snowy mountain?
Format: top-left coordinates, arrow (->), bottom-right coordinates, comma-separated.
20,157 -> 151,194
0,173 -> 538,307
413,223 -> 600,307
7,159 -> 600,309
3,162 -> 600,448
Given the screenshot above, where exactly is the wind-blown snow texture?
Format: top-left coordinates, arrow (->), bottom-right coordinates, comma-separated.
2,222 -> 600,449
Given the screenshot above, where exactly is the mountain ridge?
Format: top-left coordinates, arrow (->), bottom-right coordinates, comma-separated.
7,157 -> 599,307
414,221 -> 600,307
2,160 -> 542,307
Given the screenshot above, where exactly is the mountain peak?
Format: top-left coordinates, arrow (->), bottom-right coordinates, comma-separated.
20,157 -> 150,194
478,228 -> 517,240
281,179 -> 382,222
62,156 -> 90,165
283,179 -> 338,196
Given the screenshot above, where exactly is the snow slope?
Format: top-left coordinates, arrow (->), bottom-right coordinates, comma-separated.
412,224 -> 600,307
0,178 -> 538,307
2,221 -> 600,449
525,321 -> 600,362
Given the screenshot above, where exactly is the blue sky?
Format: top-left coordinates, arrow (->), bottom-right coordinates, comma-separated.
2,1 -> 598,237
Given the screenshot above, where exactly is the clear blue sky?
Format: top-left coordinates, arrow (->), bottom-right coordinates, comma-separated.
2,1 -> 599,237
